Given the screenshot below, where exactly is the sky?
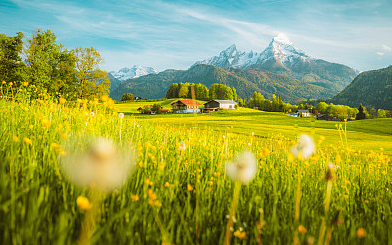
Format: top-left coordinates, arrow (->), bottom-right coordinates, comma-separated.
1,0 -> 392,72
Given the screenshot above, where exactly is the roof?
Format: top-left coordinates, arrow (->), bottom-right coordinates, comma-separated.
171,100 -> 201,106
298,110 -> 310,113
206,100 -> 237,104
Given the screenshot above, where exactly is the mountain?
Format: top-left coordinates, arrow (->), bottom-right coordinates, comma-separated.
108,65 -> 158,92
107,73 -> 122,92
109,65 -> 158,81
194,35 -> 358,94
330,66 -> 392,110
110,64 -> 337,103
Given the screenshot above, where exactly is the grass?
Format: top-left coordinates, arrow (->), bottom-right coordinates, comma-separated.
118,102 -> 392,155
0,94 -> 391,245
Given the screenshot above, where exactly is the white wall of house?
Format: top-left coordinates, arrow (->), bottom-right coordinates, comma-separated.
220,103 -> 236,109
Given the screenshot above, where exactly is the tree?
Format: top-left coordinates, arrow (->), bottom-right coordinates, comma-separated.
178,83 -> 189,98
377,109 -> 386,118
25,29 -> 59,91
151,104 -> 162,113
24,29 -> 77,98
73,46 -> 110,99
0,32 -> 25,84
121,93 -> 134,102
356,104 -> 366,120
166,83 -> 179,98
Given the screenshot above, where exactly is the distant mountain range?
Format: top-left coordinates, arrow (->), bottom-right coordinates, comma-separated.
109,36 -> 358,102
330,66 -> 392,110
109,65 -> 158,91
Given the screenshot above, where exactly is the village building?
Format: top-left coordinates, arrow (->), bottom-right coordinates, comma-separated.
200,100 -> 237,113
171,100 -> 201,113
297,110 -> 311,117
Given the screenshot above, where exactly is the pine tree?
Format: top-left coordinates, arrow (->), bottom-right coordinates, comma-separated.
356,104 -> 366,120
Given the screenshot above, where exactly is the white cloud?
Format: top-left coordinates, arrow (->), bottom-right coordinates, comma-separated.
376,52 -> 384,56
382,45 -> 391,51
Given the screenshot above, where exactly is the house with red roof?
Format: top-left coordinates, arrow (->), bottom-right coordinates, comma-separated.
171,100 -> 201,113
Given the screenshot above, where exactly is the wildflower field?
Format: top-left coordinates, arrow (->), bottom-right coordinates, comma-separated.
1,93 -> 392,245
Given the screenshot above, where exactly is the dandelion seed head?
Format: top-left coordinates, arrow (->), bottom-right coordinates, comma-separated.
225,151 -> 257,183
290,134 -> 316,159
60,136 -> 135,192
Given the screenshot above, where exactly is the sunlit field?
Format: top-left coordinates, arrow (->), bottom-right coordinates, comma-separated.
118,100 -> 392,155
1,94 -> 391,245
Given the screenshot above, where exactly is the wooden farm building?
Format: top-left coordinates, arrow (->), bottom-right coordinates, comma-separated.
171,100 -> 201,113
200,100 -> 237,113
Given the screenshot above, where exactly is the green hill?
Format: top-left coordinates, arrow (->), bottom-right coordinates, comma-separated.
110,64 -> 341,103
331,66 -> 392,110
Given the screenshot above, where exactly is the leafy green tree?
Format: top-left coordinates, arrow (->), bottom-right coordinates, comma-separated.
121,93 -> 134,102
178,83 -> 189,98
377,109 -> 386,118
166,83 -> 179,98
151,104 -> 162,113
194,83 -> 209,100
24,29 -> 78,98
0,32 -> 25,84
356,104 -> 366,120
73,46 -> 110,99
25,29 -> 59,91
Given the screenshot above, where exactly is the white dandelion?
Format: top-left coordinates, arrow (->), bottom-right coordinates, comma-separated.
179,141 -> 187,151
118,113 -> 124,119
60,136 -> 135,192
225,151 -> 257,183
90,112 -> 95,117
290,134 -> 316,159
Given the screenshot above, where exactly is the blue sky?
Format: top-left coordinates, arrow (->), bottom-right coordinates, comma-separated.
1,0 -> 392,72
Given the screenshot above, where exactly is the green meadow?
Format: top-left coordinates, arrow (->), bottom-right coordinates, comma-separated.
1,96 -> 391,245
117,100 -> 392,155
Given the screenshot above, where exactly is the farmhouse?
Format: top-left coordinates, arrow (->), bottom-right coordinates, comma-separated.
297,110 -> 310,117
200,100 -> 237,113
171,100 -> 201,113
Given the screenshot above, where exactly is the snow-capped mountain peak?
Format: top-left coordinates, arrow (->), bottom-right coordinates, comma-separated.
193,35 -> 312,69
110,65 -> 158,81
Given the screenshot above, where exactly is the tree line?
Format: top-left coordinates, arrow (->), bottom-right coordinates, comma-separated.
166,83 -> 237,101
241,91 -> 392,120
0,30 -> 109,100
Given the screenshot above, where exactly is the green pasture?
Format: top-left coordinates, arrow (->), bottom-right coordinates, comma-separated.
117,102 -> 392,155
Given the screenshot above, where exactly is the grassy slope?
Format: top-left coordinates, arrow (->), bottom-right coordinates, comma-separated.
116,102 -> 392,155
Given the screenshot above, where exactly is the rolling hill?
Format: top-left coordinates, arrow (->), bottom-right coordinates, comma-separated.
110,64 -> 338,103
330,66 -> 392,110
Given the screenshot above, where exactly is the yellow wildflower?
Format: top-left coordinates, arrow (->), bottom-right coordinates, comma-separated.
131,195 -> 139,201
298,225 -> 307,234
145,178 -> 153,185
101,94 -> 109,102
59,98 -> 66,104
13,136 -> 19,142
23,137 -> 32,145
356,228 -> 366,238
233,230 -> 246,239
23,82 -> 28,87
42,119 -> 51,128
76,196 -> 92,211
187,184 -> 193,191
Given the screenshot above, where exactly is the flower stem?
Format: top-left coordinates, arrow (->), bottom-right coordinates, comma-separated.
317,179 -> 333,245
293,167 -> 302,245
224,181 -> 242,245
78,191 -> 101,245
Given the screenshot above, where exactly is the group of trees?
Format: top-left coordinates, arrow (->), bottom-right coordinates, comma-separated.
315,102 -> 358,120
0,30 -> 109,100
121,93 -> 134,102
244,92 -> 299,112
166,83 -> 237,101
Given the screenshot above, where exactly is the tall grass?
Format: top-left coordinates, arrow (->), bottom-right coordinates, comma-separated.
0,87 -> 391,244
